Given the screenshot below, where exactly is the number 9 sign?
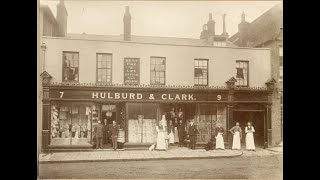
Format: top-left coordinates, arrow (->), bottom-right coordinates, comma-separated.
217,95 -> 221,101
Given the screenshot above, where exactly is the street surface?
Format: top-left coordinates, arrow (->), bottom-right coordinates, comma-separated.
39,153 -> 282,179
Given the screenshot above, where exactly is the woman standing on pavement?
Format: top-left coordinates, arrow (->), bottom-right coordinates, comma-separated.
156,117 -> 167,151
245,122 -> 256,151
215,123 -> 225,150
167,120 -> 175,145
229,122 -> 242,150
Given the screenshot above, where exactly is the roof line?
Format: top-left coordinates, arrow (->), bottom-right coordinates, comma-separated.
43,35 -> 271,50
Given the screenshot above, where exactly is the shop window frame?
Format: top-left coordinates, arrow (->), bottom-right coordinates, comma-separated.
49,101 -> 99,146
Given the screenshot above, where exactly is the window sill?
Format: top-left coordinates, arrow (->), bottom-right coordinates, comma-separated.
194,85 -> 208,87
62,81 -> 80,83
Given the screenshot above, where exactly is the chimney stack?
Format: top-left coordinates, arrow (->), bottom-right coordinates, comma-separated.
221,14 -> 229,37
241,11 -> 246,23
123,6 -> 131,41
207,13 -> 215,37
56,0 -> 68,37
238,11 -> 250,47
200,24 -> 209,39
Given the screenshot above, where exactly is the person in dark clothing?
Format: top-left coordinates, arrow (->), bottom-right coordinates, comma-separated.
110,120 -> 119,150
103,119 -> 109,145
177,119 -> 186,147
94,120 -> 104,149
188,120 -> 198,150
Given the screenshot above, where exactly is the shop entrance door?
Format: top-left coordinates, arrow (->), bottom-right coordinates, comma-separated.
101,104 -> 117,149
233,111 -> 265,147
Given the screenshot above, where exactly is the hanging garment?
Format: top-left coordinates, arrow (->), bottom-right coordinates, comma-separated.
236,68 -> 244,79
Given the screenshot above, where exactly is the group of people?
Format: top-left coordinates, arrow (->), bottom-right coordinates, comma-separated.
205,121 -> 256,151
154,114 -> 256,151
155,115 -> 191,150
94,119 -> 119,150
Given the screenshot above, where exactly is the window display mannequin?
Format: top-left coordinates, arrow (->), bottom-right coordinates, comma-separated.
178,108 -> 183,119
71,125 -> 76,138
170,108 -> 175,119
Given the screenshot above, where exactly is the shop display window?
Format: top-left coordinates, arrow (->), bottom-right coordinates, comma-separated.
127,103 -> 158,143
192,104 -> 227,143
50,102 -> 100,146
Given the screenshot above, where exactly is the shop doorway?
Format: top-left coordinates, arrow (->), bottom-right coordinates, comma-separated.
101,104 -> 117,149
233,111 -> 265,147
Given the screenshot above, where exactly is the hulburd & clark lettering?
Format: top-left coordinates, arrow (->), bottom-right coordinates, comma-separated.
91,92 -> 197,100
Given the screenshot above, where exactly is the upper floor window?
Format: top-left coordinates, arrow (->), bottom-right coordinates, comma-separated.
194,59 -> 208,86
150,57 -> 166,85
236,60 -> 249,87
63,51 -> 79,82
96,53 -> 112,83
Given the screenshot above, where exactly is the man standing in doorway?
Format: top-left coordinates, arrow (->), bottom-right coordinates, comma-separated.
188,120 -> 198,150
177,119 -> 186,147
94,120 -> 104,149
103,119 -> 109,146
110,120 -> 119,150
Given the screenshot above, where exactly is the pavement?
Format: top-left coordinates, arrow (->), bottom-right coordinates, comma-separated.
38,146 -> 282,164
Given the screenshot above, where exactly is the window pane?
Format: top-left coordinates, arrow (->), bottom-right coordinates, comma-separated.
102,54 -> 107,62
160,65 -> 165,71
198,60 -> 203,66
74,53 -> 79,61
160,72 -> 165,78
107,76 -> 111,83
103,61 -> 108,68
97,54 -> 102,62
107,61 -> 111,68
74,60 -> 79,67
203,79 -> 207,85
107,69 -> 111,76
106,55 -> 112,62
203,60 -> 207,67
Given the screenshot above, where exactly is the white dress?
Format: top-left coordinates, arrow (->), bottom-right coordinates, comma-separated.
174,127 -> 179,143
245,126 -> 256,150
156,126 -> 167,150
168,128 -> 175,144
215,132 -> 225,149
232,132 -> 241,150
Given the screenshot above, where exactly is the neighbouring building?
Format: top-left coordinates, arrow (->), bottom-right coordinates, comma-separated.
39,0 -> 68,152
39,5 -> 276,151
229,3 -> 283,145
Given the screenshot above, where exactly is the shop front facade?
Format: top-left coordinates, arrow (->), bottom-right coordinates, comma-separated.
41,77 -> 275,150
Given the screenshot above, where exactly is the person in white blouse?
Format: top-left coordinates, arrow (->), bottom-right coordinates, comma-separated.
245,122 -> 256,151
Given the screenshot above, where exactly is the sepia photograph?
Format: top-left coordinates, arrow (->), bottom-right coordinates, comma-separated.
37,0 -> 283,179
